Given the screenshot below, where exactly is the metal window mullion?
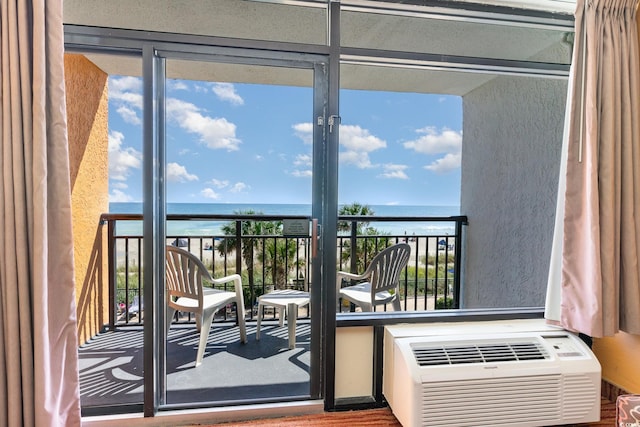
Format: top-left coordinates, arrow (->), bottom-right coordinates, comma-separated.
322,0 -> 340,411
340,48 -> 570,78
142,44 -> 167,417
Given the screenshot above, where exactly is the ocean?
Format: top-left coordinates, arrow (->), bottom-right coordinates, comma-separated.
109,203 -> 460,237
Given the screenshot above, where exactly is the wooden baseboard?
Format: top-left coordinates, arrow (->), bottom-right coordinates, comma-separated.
602,379 -> 630,402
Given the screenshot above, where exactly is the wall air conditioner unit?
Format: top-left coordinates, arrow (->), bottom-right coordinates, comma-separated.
383,320 -> 601,427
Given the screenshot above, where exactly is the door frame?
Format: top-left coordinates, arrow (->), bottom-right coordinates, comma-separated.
142,42 -> 334,415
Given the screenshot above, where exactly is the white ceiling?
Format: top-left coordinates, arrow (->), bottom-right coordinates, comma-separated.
63,0 -> 573,95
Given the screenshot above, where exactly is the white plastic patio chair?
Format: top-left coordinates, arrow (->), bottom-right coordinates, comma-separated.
337,243 -> 411,312
165,245 -> 247,367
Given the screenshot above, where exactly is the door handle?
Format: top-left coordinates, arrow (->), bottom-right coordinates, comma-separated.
311,218 -> 319,258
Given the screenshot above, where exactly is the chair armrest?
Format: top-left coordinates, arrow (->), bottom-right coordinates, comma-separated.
336,271 -> 368,289
337,271 -> 364,281
211,274 -> 244,300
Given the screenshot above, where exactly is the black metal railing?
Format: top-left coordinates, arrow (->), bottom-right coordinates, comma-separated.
100,213 -> 468,329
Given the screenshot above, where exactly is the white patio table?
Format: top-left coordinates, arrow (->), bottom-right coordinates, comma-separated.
256,289 -> 310,349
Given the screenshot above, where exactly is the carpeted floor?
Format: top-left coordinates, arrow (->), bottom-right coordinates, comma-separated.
199,398 -> 617,427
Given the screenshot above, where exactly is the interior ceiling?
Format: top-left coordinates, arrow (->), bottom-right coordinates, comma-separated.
63,0 -> 573,96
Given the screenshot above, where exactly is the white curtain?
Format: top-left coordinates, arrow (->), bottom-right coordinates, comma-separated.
546,0 -> 640,337
0,0 -> 82,426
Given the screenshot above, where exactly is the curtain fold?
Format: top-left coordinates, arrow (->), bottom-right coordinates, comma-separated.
546,0 -> 640,338
0,0 -> 82,426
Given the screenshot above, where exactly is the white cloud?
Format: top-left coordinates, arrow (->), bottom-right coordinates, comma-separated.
112,182 -> 129,190
166,98 -> 241,151
340,150 -> 373,169
340,125 -> 386,152
116,105 -> 141,125
108,130 -> 142,181
380,164 -> 409,180
209,178 -> 229,189
403,127 -> 462,155
292,169 -> 313,178
229,182 -> 249,193
169,81 -> 188,91
294,154 -> 312,166
294,123 -> 387,169
109,189 -> 134,203
424,152 -> 462,174
293,122 -> 313,145
201,188 -> 220,200
109,77 -> 144,124
167,162 -> 198,183
291,153 -> 313,177
110,76 -> 142,94
205,179 -> 248,193
212,83 -> 244,106
404,127 -> 463,173
339,125 -> 386,169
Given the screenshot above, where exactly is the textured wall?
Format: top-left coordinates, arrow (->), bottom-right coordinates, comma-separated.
64,54 -> 109,344
461,75 -> 567,308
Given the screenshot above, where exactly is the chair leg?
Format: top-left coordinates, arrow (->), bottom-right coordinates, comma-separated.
195,312 -> 202,332
166,307 -> 176,338
278,306 -> 285,327
287,302 -> 297,350
236,297 -> 247,344
256,302 -> 264,340
195,310 -> 215,368
392,297 -> 401,312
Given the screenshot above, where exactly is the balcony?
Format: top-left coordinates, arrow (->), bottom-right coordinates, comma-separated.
79,212 -> 467,413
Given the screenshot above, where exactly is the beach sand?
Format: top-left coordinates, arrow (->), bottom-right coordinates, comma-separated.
115,235 -> 454,273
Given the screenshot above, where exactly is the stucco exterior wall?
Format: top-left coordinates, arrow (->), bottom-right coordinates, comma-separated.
64,54 -> 109,344
460,75 -> 567,308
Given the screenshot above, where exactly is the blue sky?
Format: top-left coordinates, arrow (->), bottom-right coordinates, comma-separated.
108,76 -> 462,206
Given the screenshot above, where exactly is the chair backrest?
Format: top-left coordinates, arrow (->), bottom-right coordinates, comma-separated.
165,245 -> 211,309
364,243 -> 411,300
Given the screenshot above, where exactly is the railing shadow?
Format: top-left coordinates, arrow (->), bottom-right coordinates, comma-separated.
78,322 -> 312,409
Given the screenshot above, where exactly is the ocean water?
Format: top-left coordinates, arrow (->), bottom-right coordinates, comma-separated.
109,203 -> 460,237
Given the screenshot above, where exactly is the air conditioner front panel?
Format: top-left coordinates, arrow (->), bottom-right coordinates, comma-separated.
384,323 -> 601,427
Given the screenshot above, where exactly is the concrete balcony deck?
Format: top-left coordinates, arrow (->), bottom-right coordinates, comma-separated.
79,321 -> 311,412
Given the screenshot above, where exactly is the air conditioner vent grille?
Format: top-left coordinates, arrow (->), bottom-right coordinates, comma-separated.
412,340 -> 549,366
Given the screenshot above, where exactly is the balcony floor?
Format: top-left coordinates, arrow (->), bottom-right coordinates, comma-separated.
78,320 -> 311,410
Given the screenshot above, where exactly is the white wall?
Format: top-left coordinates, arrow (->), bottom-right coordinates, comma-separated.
335,327 -> 374,398
461,75 -> 567,308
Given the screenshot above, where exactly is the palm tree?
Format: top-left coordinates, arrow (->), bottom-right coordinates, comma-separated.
217,210 -> 279,298
338,202 -> 375,234
338,202 -> 390,272
261,237 -> 303,288
217,211 -> 304,298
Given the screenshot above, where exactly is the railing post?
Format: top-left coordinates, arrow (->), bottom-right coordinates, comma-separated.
106,215 -> 116,331
349,220 -> 357,273
235,220 -> 242,276
453,217 -> 465,308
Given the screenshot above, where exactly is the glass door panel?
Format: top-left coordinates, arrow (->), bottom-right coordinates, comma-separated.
161,56 -> 319,406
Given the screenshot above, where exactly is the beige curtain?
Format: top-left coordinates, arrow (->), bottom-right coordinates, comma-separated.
547,0 -> 640,337
0,1 -> 81,426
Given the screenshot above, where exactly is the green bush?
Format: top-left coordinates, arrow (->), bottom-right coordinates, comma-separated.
435,296 -> 454,309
